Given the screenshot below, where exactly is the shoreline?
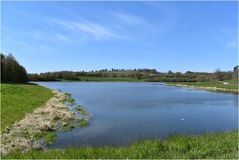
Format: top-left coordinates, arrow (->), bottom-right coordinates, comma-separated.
1,88 -> 75,155
166,83 -> 238,94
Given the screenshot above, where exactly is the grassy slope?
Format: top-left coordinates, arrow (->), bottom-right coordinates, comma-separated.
61,76 -> 145,82
168,80 -> 238,92
1,83 -> 53,131
4,130 -> 238,159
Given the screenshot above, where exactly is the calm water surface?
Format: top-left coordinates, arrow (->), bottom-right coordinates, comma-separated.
35,82 -> 238,148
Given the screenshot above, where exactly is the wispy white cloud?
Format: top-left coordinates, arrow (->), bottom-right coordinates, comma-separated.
106,9 -> 162,45
2,26 -> 72,54
113,11 -> 143,25
23,30 -> 75,44
112,10 -> 158,31
13,6 -> 165,44
73,21 -> 120,40
46,17 -> 127,41
44,7 -> 164,43
6,5 -> 173,47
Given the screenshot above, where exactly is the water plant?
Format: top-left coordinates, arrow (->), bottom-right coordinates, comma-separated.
77,118 -> 89,127
44,131 -> 57,144
62,121 -> 68,126
61,119 -> 76,132
70,124 -> 75,129
65,93 -> 75,104
76,105 -> 89,115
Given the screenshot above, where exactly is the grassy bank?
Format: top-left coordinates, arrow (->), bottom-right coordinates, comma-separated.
4,130 -> 238,159
61,76 -> 145,82
1,85 -> 75,155
167,80 -> 238,93
1,83 -> 53,131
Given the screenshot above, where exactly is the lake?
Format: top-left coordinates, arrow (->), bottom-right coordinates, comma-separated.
35,82 -> 238,148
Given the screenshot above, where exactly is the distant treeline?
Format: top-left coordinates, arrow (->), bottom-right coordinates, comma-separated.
1,53 -> 28,83
146,69 -> 238,82
28,69 -> 158,81
1,52 -> 238,83
28,67 -> 238,82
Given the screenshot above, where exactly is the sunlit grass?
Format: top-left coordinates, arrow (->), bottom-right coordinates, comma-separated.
1,83 -> 53,131
168,80 -> 238,92
4,130 -> 238,159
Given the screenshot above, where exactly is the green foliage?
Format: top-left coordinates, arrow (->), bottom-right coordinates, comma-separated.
42,131 -> 56,144
61,120 -> 75,132
76,105 -> 89,115
4,130 -> 238,159
1,83 -> 53,131
28,69 -> 155,81
65,93 -> 75,104
146,71 -> 234,82
34,130 -> 56,141
28,66 -> 237,83
64,76 -> 145,82
214,69 -> 233,81
77,118 -> 89,127
1,53 -> 28,83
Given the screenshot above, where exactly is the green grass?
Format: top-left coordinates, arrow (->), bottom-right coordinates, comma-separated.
1,83 -> 53,131
61,76 -> 145,82
77,118 -> 89,127
168,80 -> 238,91
4,130 -> 238,159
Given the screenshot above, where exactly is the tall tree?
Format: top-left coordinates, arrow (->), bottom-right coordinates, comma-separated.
1,53 -> 28,83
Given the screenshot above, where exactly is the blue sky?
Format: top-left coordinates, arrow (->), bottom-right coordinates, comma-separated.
1,1 -> 238,73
